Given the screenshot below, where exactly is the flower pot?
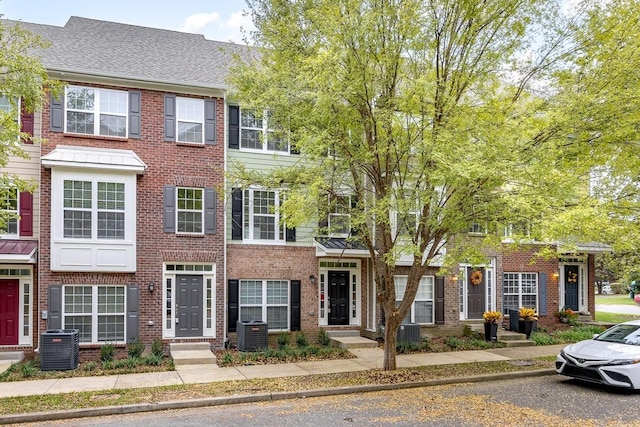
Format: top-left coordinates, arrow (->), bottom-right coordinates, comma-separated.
519,320 -> 535,339
484,322 -> 498,341
559,317 -> 568,323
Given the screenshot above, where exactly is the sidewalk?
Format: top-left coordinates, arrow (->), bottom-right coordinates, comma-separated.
0,344 -> 565,399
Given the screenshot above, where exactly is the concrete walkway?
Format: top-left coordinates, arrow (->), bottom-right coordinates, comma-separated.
0,344 -> 566,399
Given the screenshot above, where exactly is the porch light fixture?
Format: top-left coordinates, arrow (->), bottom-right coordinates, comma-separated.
148,282 -> 155,292
552,272 -> 559,279
309,275 -> 317,284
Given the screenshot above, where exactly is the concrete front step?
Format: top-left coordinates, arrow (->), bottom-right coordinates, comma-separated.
466,323 -> 528,341
0,351 -> 24,361
169,343 -> 217,367
497,339 -> 536,348
326,330 -> 361,338
330,336 -> 379,349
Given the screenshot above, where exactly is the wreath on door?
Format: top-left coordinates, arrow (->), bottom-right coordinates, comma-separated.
470,270 -> 483,285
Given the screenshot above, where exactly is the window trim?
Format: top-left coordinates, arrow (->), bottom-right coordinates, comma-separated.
176,97 -> 204,144
502,272 -> 538,314
176,187 -> 205,235
65,85 -> 129,138
0,187 -> 18,237
394,275 -> 435,324
242,188 -> 286,243
239,279 -> 290,331
62,285 -> 126,344
239,109 -> 289,154
327,194 -> 352,238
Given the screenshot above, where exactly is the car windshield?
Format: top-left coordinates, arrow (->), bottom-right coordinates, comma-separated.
595,324 -> 640,346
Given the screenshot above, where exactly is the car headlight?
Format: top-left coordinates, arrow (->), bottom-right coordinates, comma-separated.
608,359 -> 640,366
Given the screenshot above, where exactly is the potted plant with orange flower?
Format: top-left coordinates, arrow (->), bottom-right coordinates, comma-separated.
518,307 -> 538,339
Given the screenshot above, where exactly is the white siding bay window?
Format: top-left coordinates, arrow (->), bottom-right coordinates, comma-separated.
42,146 -> 147,272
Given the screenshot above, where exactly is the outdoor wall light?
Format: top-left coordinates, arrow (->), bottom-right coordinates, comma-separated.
149,282 -> 155,292
309,275 -> 317,284
552,272 -> 560,279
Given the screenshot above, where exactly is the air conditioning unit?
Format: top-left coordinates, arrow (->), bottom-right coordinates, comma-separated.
237,320 -> 268,352
396,322 -> 421,344
40,329 -> 80,371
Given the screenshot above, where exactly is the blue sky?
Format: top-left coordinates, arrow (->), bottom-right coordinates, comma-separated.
1,0 -> 255,43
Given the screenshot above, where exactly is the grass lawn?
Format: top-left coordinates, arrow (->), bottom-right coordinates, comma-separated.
595,312 -> 640,323
595,294 -> 638,306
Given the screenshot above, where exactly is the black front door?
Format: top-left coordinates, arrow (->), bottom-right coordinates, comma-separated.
328,271 -> 349,325
176,275 -> 203,337
564,265 -> 579,311
467,267 -> 485,320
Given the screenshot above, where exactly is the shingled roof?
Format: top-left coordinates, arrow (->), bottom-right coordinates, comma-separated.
6,16 -> 252,91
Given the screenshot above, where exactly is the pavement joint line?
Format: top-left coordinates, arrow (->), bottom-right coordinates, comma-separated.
0,369 -> 556,425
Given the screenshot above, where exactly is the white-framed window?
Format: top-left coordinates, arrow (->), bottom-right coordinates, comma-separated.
240,109 -> 288,153
503,272 -> 538,314
394,275 -> 434,324
392,190 -> 419,239
239,280 -> 289,330
328,194 -> 352,237
63,180 -> 125,240
177,97 -> 204,144
176,187 -> 204,234
0,188 -> 18,236
63,285 -> 126,343
66,86 -> 128,137
243,188 -> 285,241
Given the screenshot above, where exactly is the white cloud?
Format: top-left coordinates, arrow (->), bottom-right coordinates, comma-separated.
180,12 -> 220,33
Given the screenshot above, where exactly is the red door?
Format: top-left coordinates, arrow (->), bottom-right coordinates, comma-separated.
0,279 -> 19,345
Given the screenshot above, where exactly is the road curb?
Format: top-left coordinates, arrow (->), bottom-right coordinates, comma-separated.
0,369 -> 556,424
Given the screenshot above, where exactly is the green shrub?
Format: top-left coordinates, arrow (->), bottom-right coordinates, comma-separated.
100,343 -> 116,362
296,331 -> 309,348
151,338 -> 164,358
530,331 -> 557,346
396,341 -> 420,353
277,332 -> 290,349
145,353 -> 163,366
468,338 -> 493,349
20,360 -> 38,377
445,336 -> 463,349
83,361 -> 98,372
317,329 -> 331,346
220,352 -> 234,366
124,357 -> 141,369
102,360 -> 114,370
127,339 -> 145,359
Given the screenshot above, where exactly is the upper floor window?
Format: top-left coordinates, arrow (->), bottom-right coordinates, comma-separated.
327,194 -> 352,237
0,95 -> 13,113
63,179 -> 126,240
177,187 -> 204,234
243,188 -> 286,241
177,97 -> 204,144
0,188 -> 18,236
391,190 -> 419,239
240,109 -> 289,153
66,86 -> 128,138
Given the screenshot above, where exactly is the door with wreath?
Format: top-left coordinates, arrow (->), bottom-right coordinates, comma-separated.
467,267 -> 486,319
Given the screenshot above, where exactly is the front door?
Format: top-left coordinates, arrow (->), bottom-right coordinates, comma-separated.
564,265 -> 579,311
176,275 -> 203,337
0,279 -> 19,345
328,271 -> 349,325
467,267 -> 485,320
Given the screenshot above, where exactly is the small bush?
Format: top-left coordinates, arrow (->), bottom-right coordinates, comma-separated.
277,332 -> 290,349
151,338 -> 164,358
445,336 -> 463,349
220,352 -> 234,366
20,360 -> 38,377
124,357 -> 141,369
145,353 -> 163,366
83,361 -> 98,372
127,339 -> 145,359
468,338 -> 493,349
397,341 -> 420,354
102,360 -> 114,370
317,329 -> 331,346
530,331 -> 557,346
296,331 -> 309,348
100,343 -> 116,362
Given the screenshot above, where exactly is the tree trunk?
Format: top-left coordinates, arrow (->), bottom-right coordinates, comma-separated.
383,313 -> 401,370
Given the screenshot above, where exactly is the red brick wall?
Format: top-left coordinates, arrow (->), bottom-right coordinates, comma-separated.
38,83 -> 226,351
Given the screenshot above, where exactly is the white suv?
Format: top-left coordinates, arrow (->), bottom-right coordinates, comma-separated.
600,285 -> 613,295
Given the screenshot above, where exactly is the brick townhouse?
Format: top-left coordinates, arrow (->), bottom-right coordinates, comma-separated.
0,16 -> 607,359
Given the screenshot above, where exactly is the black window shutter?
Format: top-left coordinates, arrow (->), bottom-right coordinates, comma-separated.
228,105 -> 240,149
286,227 -> 296,242
538,272 -> 547,316
231,188 -> 243,240
50,93 -> 64,132
290,143 -> 299,155
435,276 -> 445,325
129,91 -> 141,139
164,94 -> 176,142
205,99 -> 216,145
204,187 -> 216,234
318,193 -> 329,230
290,280 -> 301,331
163,185 -> 176,232
48,285 -> 62,329
228,279 -> 239,332
126,286 -> 139,343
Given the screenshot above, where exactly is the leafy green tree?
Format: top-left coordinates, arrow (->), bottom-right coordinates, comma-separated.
229,0 -> 605,370
0,19 -> 59,230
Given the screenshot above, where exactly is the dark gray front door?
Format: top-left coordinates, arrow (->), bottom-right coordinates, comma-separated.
467,267 -> 485,320
176,275 -> 203,337
564,265 -> 579,311
328,271 -> 349,325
